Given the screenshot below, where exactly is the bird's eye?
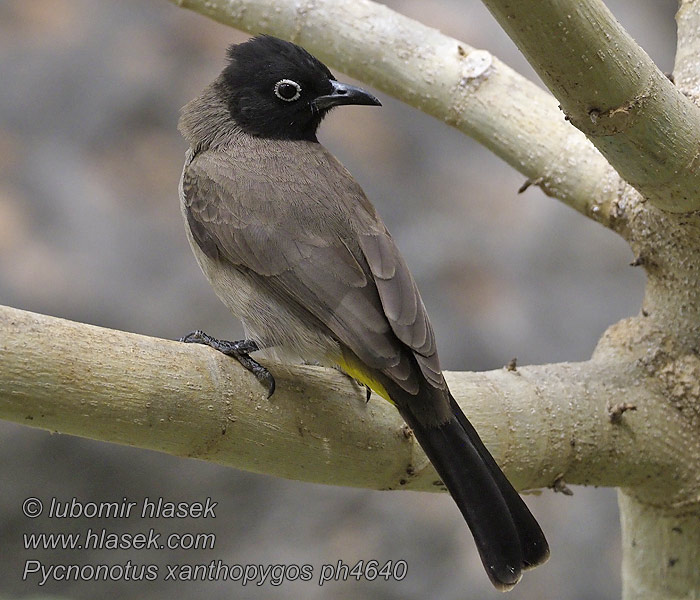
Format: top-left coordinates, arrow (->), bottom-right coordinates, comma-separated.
274,79 -> 302,102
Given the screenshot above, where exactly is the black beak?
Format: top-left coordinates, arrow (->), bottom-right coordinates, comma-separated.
313,80 -> 381,111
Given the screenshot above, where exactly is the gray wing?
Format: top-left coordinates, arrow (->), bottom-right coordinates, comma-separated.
182,146 -> 444,394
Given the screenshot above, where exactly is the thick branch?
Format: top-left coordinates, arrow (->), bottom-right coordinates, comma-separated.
0,304 -> 693,503
619,493 -> 700,600
171,0 -> 618,225
481,0 -> 700,214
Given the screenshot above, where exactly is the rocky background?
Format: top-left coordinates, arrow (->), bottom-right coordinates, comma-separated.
0,1 -> 675,598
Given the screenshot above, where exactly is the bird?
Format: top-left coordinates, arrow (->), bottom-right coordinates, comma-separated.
178,35 -> 549,590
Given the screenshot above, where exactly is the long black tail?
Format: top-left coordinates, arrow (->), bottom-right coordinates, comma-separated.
398,393 -> 549,590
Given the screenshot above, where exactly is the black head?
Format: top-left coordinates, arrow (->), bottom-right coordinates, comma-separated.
218,35 -> 381,141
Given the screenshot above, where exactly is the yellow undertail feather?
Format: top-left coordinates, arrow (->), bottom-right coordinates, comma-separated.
334,352 -> 393,404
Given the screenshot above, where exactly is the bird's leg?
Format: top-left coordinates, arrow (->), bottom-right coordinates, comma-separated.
179,330 -> 275,398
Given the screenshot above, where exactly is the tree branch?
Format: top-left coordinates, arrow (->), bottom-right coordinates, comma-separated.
480,0 -> 700,214
619,492 -> 700,600
0,304 -> 693,503
170,0 -> 619,226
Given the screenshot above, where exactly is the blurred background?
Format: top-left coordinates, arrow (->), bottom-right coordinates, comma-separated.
0,0 -> 676,598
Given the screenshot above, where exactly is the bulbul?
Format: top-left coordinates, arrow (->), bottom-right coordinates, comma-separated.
178,35 -> 548,590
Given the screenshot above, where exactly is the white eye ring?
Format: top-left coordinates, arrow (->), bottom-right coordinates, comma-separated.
274,79 -> 302,102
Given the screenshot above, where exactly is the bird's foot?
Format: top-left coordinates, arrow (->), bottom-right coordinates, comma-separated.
332,365 -> 371,402
180,330 -> 275,398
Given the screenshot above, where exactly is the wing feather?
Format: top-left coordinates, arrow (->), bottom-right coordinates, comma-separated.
182,144 -> 444,393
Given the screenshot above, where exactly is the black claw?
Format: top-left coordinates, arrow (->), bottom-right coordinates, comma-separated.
243,357 -> 276,398
180,330 -> 273,397
332,365 -> 373,403
264,374 -> 276,398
